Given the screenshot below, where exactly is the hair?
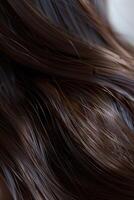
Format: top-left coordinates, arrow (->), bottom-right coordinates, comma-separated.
0,0 -> 134,199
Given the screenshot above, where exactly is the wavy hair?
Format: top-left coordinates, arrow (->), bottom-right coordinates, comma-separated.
0,0 -> 134,199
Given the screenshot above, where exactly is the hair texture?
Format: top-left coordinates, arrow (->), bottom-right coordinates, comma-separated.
1,0 -> 134,199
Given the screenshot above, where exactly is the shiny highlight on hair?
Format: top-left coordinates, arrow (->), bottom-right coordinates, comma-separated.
0,0 -> 134,199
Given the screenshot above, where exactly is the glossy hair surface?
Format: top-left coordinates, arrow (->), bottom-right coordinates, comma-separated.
0,0 -> 134,199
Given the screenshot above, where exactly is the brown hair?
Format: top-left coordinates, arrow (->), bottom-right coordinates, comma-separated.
0,0 -> 134,199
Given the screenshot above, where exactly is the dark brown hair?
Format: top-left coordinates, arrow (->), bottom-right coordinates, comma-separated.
0,0 -> 134,199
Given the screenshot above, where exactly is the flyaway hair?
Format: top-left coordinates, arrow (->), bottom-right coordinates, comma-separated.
0,0 -> 134,199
